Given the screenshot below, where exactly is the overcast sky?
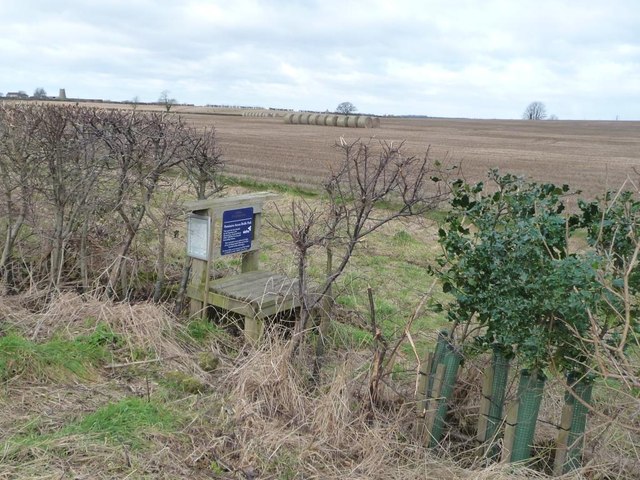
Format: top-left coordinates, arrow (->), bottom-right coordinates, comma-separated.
1,0 -> 639,119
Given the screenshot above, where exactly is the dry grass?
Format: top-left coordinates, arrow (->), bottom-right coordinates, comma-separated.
204,339 -> 553,480
0,291 -> 585,479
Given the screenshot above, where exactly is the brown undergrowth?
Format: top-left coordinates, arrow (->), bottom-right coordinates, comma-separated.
0,291 -> 636,479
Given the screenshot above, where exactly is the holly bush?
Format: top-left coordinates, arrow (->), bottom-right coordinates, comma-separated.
435,171 -> 601,371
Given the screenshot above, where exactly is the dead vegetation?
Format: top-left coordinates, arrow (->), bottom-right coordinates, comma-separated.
1,291 -> 637,479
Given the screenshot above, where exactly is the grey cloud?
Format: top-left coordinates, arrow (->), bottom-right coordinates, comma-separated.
1,0 -> 638,118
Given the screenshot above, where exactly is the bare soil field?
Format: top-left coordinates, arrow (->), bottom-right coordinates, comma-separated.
61,100 -> 639,199
183,112 -> 640,201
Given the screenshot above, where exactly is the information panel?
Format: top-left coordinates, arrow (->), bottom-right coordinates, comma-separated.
221,207 -> 254,256
187,214 -> 210,260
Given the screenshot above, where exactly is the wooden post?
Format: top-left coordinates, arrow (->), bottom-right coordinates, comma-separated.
244,315 -> 263,343
189,258 -> 206,318
202,210 -> 216,317
501,400 -> 519,463
477,363 -> 495,444
241,210 -> 262,273
415,352 -> 433,439
553,402 -> 574,475
423,362 -> 446,446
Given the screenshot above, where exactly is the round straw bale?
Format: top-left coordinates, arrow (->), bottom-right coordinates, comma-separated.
291,113 -> 302,124
347,115 -> 360,128
357,116 -> 373,128
283,113 -> 293,124
324,115 -> 338,126
301,113 -> 312,124
315,114 -> 326,126
308,114 -> 319,125
336,115 -> 348,127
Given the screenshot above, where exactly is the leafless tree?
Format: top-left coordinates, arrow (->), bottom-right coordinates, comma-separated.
90,109 -> 188,297
336,102 -> 357,115
271,139 -> 450,355
159,90 -> 177,113
522,101 -> 547,120
181,125 -> 224,200
33,87 -> 47,99
0,104 -> 42,287
32,106 -> 106,288
575,181 -> 640,429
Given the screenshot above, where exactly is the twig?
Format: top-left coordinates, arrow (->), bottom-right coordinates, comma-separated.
106,355 -> 184,369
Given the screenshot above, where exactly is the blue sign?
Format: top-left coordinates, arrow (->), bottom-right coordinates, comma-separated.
221,207 -> 254,256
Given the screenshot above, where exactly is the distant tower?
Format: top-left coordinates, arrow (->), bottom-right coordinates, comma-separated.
58,88 -> 67,100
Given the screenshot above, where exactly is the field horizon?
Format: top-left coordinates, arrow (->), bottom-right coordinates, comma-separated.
163,105 -> 640,201
23,99 -> 639,202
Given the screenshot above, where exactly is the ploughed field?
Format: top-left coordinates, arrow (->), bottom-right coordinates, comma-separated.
183,111 -> 640,200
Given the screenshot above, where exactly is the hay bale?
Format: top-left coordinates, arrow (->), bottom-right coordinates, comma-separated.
357,116 -> 374,128
291,113 -> 302,124
324,115 -> 338,126
315,114 -> 326,126
283,113 -> 293,124
347,115 -> 360,128
336,115 -> 348,127
308,114 -> 319,125
301,113 -> 312,124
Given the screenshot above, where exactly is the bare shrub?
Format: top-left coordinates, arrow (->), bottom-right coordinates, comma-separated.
271,139 -> 450,356
0,104 -> 223,299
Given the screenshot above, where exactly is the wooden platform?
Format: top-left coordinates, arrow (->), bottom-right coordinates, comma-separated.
187,270 -> 300,338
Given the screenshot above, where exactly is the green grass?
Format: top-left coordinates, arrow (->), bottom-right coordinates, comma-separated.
62,397 -> 177,448
335,236 -> 449,342
4,397 -> 180,456
328,322 -> 373,349
186,317 -> 223,343
0,326 -> 117,382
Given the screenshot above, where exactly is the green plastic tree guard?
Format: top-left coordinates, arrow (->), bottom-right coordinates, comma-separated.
510,369 -> 546,463
484,349 -> 510,459
563,374 -> 594,473
428,342 -> 463,447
